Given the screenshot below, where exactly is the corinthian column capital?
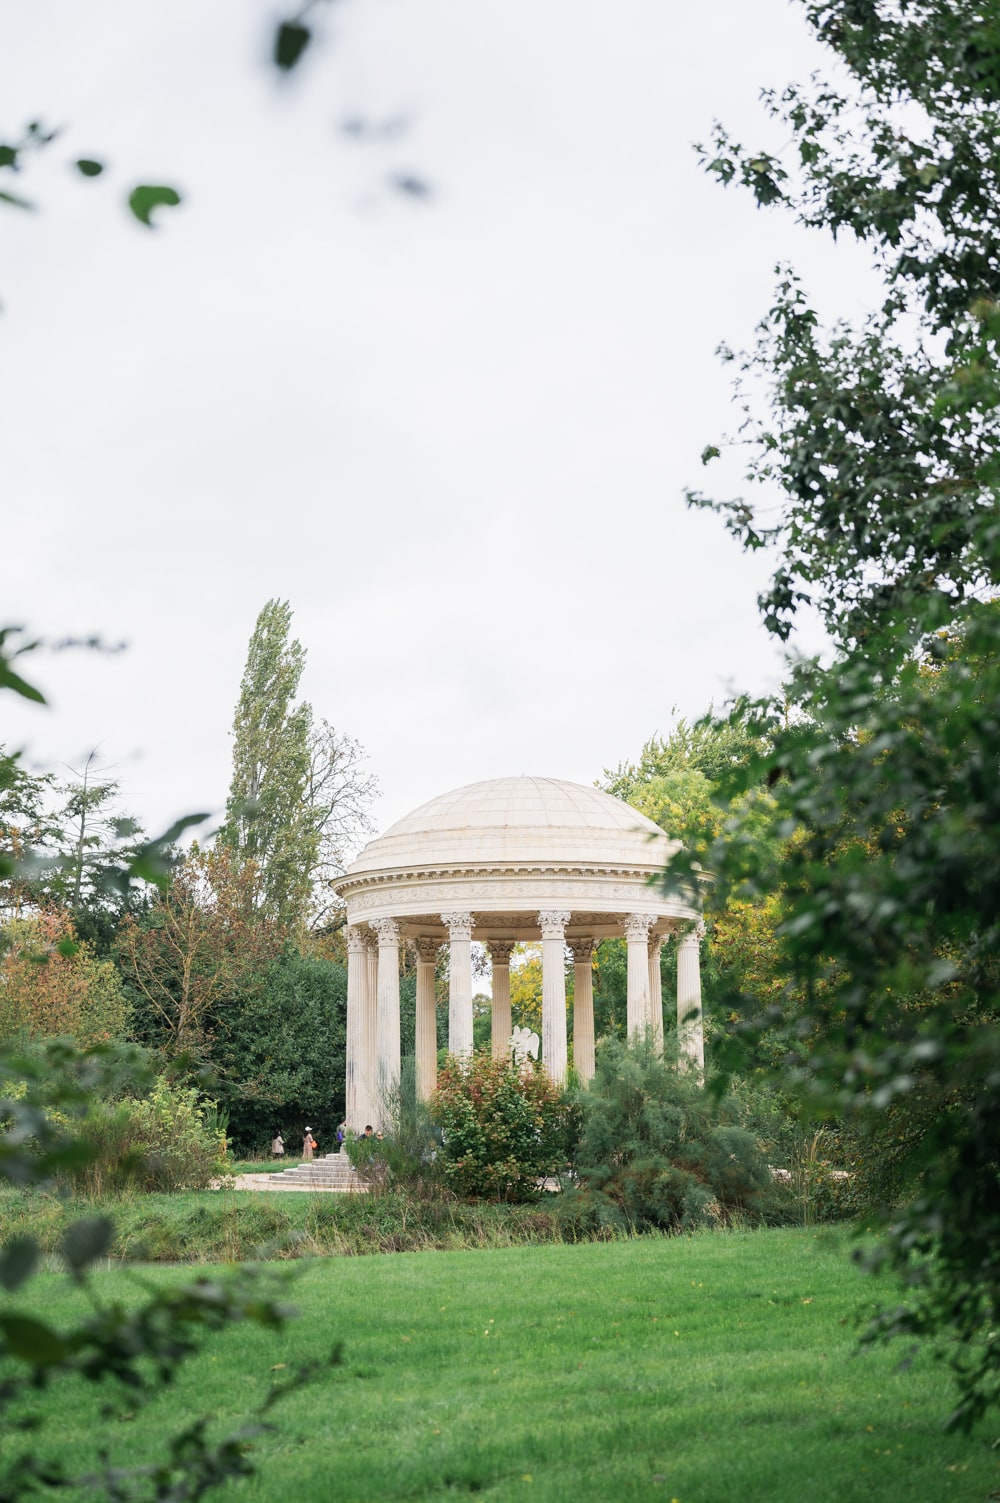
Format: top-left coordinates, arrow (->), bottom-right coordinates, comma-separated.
346,924 -> 367,956
413,937 -> 440,965
679,919 -> 706,948
441,911 -> 475,941
623,913 -> 654,942
537,910 -> 570,940
487,939 -> 516,965
372,916 -> 400,945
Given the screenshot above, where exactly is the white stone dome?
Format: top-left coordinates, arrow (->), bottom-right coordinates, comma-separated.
345,775 -> 671,876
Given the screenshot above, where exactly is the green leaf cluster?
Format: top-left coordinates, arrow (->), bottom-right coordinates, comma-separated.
559,1036 -> 771,1237
430,1051 -> 576,1201
693,0 -> 1000,1428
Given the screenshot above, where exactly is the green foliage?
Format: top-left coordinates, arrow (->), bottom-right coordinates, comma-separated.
222,599 -> 317,931
211,951 -> 348,1156
690,0 -> 1000,1428
128,183 -> 183,226
430,1051 -> 576,1201
0,1042 -> 328,1498
72,1076 -> 227,1195
0,627 -> 45,704
560,1036 -> 771,1238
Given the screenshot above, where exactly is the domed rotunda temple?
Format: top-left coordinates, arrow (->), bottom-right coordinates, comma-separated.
334,775 -> 706,1130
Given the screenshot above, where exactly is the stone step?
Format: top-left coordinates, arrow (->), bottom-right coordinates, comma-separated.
273,1151 -> 365,1192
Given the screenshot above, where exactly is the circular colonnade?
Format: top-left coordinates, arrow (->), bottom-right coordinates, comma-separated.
334,775 -> 706,1130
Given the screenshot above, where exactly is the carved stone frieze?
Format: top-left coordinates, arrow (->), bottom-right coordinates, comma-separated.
345,875 -> 690,917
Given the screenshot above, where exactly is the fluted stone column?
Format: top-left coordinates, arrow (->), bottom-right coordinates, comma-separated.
624,913 -> 654,1038
487,940 -> 516,1060
414,938 -> 439,1101
345,925 -> 369,1131
442,912 -> 475,1056
538,910 -> 570,1086
373,917 -> 401,1121
361,931 -> 379,1129
648,934 -> 664,1054
571,937 -> 597,1083
677,921 -> 706,1076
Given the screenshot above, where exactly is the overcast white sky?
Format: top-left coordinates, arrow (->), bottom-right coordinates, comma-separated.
3,0 -> 876,845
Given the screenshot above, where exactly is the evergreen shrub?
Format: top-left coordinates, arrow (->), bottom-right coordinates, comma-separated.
559,1035 -> 770,1236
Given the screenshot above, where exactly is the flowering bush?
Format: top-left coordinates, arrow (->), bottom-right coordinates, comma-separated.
430,1051 -> 576,1201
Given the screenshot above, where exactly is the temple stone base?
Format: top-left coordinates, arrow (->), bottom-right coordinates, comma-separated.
227,1153 -> 366,1193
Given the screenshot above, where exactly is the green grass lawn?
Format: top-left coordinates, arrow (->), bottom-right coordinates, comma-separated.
2,1229 -> 997,1502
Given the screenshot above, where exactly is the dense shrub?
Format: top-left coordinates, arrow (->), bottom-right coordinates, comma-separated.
559,1036 -> 770,1236
349,1066 -> 446,1198
73,1076 -> 227,1194
430,1051 -> 576,1201
209,951 -> 347,1155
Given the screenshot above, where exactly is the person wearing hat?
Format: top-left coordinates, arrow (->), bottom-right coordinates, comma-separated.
302,1126 -> 317,1161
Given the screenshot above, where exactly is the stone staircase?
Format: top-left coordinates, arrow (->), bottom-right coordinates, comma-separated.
254,1152 -> 365,1193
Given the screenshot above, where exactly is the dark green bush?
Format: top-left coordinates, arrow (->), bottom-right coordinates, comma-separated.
559,1035 -> 770,1236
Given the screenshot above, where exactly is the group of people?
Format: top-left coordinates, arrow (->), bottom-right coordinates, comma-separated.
270,1121 -> 352,1161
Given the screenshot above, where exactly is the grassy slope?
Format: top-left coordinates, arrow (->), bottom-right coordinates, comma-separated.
3,1230 -> 996,1502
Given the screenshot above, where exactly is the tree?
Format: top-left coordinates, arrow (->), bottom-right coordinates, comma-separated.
0,909 -> 131,1047
0,743 -> 153,952
0,748 -> 58,922
304,717 -> 379,931
508,943 -> 545,1035
690,0 -> 1000,1429
599,711 -> 785,1059
221,600 -> 316,931
221,601 -> 378,933
117,844 -> 284,1060
210,950 -> 348,1155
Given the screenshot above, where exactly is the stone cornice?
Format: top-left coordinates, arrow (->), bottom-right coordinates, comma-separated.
335,860 -> 708,900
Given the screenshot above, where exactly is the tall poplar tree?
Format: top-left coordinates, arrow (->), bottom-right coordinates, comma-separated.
222,599 -> 317,930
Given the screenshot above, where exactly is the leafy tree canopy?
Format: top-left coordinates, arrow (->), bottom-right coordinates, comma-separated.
688,0 -> 1000,1429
